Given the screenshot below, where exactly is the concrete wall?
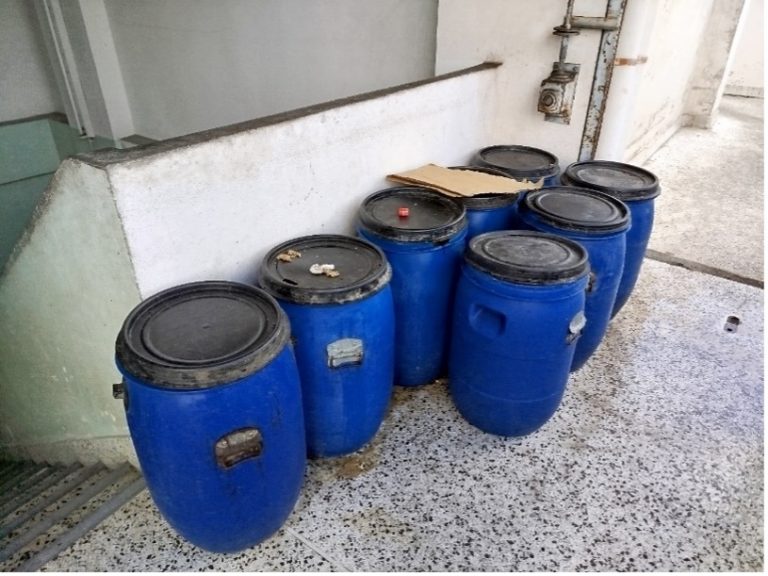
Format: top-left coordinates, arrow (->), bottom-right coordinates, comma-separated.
435,0 -> 609,168
104,0 -> 439,140
108,67 -> 499,298
726,0 -> 764,96
0,160 -> 140,467
0,0 -> 62,123
622,0 -> 715,164
0,65 -> 499,465
685,0 -> 748,130
0,116 -> 116,268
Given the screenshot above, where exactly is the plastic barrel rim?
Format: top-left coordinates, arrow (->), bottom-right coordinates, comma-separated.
115,281 -> 290,389
259,234 -> 391,305
358,186 -> 467,243
459,192 -> 520,210
521,186 -> 630,233
447,166 -> 520,210
474,144 -> 560,181
465,230 -> 589,285
562,160 -> 660,201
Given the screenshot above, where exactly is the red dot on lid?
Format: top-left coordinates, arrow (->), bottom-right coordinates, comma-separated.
398,207 -> 410,218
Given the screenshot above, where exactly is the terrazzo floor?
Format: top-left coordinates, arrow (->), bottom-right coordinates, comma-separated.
35,259 -> 764,572
646,95 -> 764,283
28,96 -> 764,571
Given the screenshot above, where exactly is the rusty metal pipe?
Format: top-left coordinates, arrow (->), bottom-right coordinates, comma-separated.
564,0 -> 575,27
578,0 -> 628,161
559,0 -> 576,62
571,15 -> 620,30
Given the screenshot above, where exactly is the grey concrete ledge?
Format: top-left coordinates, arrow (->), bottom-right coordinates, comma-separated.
645,249 -> 764,289
724,85 -> 764,98
76,62 -> 502,169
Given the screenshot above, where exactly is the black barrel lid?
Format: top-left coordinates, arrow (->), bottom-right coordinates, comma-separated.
466,230 -> 589,285
449,166 -> 520,209
522,186 -> 630,233
474,145 -> 559,180
460,192 -> 520,210
115,281 -> 290,389
358,186 -> 467,243
562,160 -> 660,201
260,235 -> 391,305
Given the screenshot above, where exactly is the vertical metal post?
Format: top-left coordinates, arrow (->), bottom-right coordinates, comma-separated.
578,0 -> 628,161
33,0 -> 93,136
558,0 -> 576,63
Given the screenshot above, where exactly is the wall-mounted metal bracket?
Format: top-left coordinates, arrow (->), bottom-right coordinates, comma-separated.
570,15 -> 620,31
538,0 -> 626,135
538,62 -> 580,124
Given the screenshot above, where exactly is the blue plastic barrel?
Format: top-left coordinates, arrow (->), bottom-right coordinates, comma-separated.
519,187 -> 630,371
561,160 -> 661,317
449,231 -> 589,436
449,166 -> 521,239
474,144 -> 561,187
115,281 -> 305,553
357,186 -> 467,387
259,235 -> 394,458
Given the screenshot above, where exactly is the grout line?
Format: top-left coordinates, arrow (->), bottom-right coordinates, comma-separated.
0,171 -> 55,188
285,527 -> 355,572
645,249 -> 764,289
0,463 -> 133,562
17,476 -> 146,572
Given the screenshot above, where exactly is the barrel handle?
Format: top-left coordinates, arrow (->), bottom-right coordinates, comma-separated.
586,271 -> 597,293
112,380 -> 128,410
566,311 -> 587,344
469,304 -> 507,338
215,428 -> 263,469
327,338 -> 364,368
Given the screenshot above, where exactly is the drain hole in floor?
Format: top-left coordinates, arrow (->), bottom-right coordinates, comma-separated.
724,315 -> 741,333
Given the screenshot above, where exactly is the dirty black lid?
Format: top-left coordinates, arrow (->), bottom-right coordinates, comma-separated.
522,186 -> 630,233
115,281 -> 290,389
466,230 -> 589,285
358,186 -> 467,243
474,145 -> 560,180
460,192 -> 520,210
448,166 -> 521,210
259,235 -> 391,305
562,160 -> 660,201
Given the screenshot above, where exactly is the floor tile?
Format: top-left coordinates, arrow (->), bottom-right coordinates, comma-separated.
285,260 -> 763,571
646,95 -> 764,282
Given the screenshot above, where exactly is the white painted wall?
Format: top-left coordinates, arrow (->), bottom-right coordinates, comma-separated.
726,0 -> 764,96
108,67 -> 499,298
54,0 -> 135,139
595,0 -> 661,160
685,0 -> 748,129
103,0 -> 438,140
0,67 -> 498,465
0,0 -> 62,123
622,0 -> 715,163
435,0 -> 608,167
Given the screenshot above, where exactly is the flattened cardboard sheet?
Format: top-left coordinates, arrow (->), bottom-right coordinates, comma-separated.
387,164 -> 541,197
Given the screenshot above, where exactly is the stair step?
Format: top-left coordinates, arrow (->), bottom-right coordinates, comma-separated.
0,459 -> 144,571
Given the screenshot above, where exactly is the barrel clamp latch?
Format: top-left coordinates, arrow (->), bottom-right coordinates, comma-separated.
215,428 -> 263,469
112,380 -> 128,409
327,338 -> 364,368
567,311 -> 587,344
